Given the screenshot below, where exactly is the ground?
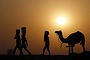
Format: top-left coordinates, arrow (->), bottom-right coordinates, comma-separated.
0,51 -> 90,60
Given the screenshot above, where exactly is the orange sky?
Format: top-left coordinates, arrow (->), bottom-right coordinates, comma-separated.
0,0 -> 90,55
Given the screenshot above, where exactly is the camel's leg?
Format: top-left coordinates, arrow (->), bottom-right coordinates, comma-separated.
81,41 -> 85,52
71,44 -> 74,54
72,46 -> 73,54
82,44 -> 85,52
68,44 -> 70,55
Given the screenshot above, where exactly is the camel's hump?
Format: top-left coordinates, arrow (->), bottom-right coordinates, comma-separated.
67,31 -> 84,39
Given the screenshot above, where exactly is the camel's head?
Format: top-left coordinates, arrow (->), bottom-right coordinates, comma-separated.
55,30 -> 62,35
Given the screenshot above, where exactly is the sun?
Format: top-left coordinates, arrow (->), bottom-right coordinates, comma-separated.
56,16 -> 67,26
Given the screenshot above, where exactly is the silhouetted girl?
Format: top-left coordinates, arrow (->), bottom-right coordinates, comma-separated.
42,31 -> 51,55
13,29 -> 23,55
21,27 -> 31,55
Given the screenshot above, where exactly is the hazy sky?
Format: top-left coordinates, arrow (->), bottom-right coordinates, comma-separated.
0,0 -> 90,55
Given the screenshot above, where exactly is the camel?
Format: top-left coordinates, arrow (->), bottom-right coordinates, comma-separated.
55,30 -> 85,54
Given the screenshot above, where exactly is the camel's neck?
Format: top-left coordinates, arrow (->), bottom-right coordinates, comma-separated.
59,34 -> 66,43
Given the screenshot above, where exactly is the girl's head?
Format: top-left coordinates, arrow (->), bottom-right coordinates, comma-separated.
21,27 -> 26,34
16,29 -> 20,35
44,31 -> 49,36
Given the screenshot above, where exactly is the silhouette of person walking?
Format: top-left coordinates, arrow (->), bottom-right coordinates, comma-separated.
21,27 -> 31,55
42,31 -> 51,55
13,29 -> 23,55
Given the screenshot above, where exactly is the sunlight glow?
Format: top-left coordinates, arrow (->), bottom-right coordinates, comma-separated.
56,16 -> 67,26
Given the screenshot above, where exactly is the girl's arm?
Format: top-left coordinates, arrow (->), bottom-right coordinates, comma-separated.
14,35 -> 16,39
25,39 -> 28,46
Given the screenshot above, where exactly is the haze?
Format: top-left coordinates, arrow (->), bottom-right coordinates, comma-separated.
0,0 -> 90,55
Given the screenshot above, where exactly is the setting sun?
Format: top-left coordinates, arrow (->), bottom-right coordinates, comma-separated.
56,16 -> 67,26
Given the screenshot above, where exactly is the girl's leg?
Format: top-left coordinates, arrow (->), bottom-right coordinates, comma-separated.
47,47 -> 50,55
42,47 -> 46,55
24,47 -> 31,55
13,46 -> 17,55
